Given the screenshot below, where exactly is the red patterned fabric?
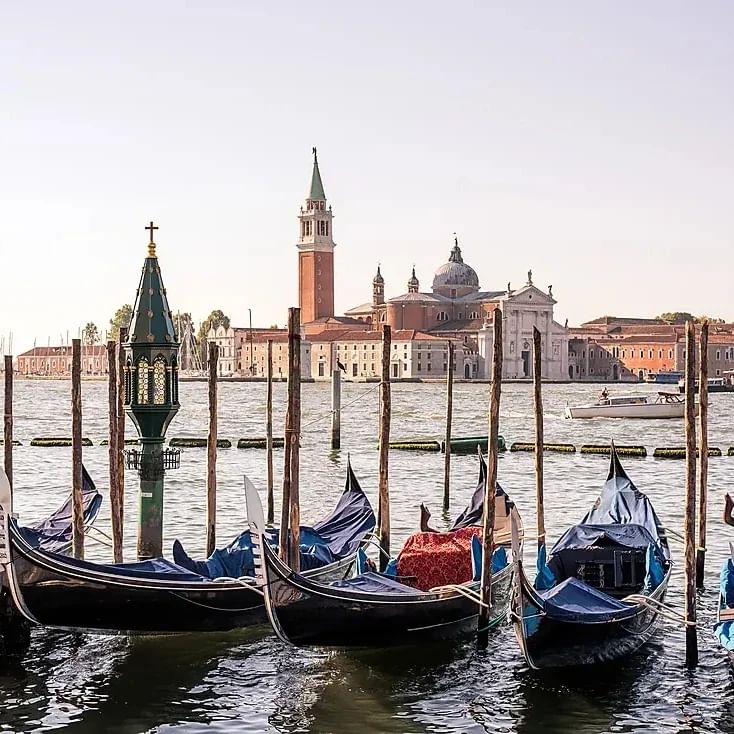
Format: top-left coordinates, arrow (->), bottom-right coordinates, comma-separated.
396,526 -> 482,591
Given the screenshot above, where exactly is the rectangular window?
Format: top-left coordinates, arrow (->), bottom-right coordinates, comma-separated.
403,363 -> 407,372
352,363 -> 358,377
427,364 -> 432,372
716,350 -> 721,360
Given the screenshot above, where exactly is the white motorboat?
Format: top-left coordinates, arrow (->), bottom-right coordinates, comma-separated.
565,391 -> 696,419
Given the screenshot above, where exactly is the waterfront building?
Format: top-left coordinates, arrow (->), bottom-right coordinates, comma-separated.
17,345 -> 107,376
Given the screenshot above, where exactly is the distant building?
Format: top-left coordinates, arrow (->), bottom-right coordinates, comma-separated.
17,345 -> 107,376
569,317 -> 734,381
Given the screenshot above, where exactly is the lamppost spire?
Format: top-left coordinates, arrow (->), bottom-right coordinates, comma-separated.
145,221 -> 159,258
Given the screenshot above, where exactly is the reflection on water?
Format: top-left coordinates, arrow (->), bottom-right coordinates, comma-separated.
2,380 -> 734,732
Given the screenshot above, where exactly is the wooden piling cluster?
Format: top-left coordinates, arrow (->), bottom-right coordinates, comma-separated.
206,342 -> 219,556
533,327 -> 545,552
696,322 -> 709,588
4,355 -> 12,487
377,325 -> 392,571
683,321 -> 698,667
71,339 -> 84,560
280,308 -> 302,571
478,309 -> 502,634
266,339 -> 274,525
443,341 -> 454,511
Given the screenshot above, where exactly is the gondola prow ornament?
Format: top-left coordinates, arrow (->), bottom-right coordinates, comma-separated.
123,222 -> 181,560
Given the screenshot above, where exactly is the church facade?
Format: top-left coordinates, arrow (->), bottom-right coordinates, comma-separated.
296,150 -> 570,380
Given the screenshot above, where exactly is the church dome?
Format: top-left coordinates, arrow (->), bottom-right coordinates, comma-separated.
432,240 -> 479,290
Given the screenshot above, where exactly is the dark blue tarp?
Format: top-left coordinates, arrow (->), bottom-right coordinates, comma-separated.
550,523 -> 665,564
450,453 -> 508,531
331,571 -> 416,594
581,448 -> 668,559
715,559 -> 734,651
539,577 -> 638,622
173,460 -> 376,579
19,465 -> 103,553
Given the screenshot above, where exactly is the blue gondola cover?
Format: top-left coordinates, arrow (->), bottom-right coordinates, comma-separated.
538,577 -> 637,622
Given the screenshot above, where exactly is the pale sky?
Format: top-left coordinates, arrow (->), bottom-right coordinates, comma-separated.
1,1 -> 732,354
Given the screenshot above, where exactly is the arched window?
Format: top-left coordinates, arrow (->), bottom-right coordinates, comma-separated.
153,355 -> 167,405
171,356 -> 179,403
125,359 -> 133,404
137,357 -> 150,405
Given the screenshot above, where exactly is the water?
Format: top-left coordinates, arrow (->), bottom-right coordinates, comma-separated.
2,380 -> 734,733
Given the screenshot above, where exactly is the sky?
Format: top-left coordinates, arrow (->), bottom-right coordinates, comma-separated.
1,1 -> 732,354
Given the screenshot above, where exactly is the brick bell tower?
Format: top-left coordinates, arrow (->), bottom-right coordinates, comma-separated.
298,147 -> 335,323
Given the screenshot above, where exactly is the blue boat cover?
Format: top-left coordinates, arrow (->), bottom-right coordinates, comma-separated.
539,577 -> 637,622
331,571 -> 417,594
581,448 -> 669,559
549,523 -> 666,565
19,465 -> 103,553
534,543 -> 556,591
715,559 -> 734,651
173,460 -> 376,579
450,453 -> 508,531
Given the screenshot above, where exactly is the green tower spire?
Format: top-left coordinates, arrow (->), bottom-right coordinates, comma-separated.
309,146 -> 326,200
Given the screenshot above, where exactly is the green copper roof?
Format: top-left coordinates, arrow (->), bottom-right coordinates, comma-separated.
128,248 -> 178,348
309,147 -> 326,200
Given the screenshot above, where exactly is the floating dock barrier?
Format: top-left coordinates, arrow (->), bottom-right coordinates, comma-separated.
653,447 -> 721,459
237,437 -> 285,449
441,435 -> 506,454
99,438 -> 140,446
169,438 -> 232,448
30,437 -> 93,447
580,444 -> 647,457
389,440 -> 441,452
510,442 -> 576,453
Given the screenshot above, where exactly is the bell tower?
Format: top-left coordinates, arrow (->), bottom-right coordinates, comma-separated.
297,147 -> 335,323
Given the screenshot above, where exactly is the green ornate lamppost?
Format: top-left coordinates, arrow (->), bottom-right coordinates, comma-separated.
123,222 -> 181,560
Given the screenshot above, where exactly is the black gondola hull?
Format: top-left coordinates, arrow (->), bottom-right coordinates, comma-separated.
513,565 -> 670,669
269,570 -> 512,647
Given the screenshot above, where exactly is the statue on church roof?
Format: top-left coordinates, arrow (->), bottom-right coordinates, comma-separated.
507,282 -> 511,294
527,269 -> 533,286
548,284 -> 553,297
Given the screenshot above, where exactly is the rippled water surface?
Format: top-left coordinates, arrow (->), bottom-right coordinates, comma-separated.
2,380 -> 734,733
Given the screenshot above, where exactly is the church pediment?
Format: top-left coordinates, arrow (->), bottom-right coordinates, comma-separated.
506,284 -> 556,305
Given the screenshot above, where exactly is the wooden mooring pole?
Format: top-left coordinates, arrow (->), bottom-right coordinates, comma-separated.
696,321 -> 709,588
443,340 -> 454,512
116,328 -> 127,556
684,320 -> 698,667
331,365 -> 341,451
206,342 -> 218,556
71,339 -> 84,560
533,327 -> 545,552
266,339 -> 274,525
107,341 -> 123,562
378,324 -> 392,571
3,355 -> 12,488
288,308 -> 302,572
478,308 -> 502,636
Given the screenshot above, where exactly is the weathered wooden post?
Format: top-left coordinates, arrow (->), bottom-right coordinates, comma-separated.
331,365 -> 341,450
288,308 -> 302,572
107,340 -> 123,562
378,324 -> 392,571
266,339 -> 274,525
116,327 -> 127,555
478,308 -> 502,635
206,342 -> 218,556
684,320 -> 698,667
696,321 -> 709,588
533,327 -> 545,551
3,355 -> 12,488
124,223 -> 181,561
443,340 -> 454,512
71,338 -> 84,560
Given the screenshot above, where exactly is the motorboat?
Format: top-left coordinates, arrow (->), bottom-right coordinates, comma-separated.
678,376 -> 734,394
564,391 -> 694,419
644,371 -> 682,385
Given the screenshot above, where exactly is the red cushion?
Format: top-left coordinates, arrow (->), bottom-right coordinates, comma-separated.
396,526 -> 482,591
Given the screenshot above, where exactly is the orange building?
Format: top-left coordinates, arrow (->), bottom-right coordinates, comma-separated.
17,345 -> 108,376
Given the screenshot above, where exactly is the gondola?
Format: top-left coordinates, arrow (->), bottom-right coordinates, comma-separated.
247,454 -> 523,648
0,460 -> 375,635
510,444 -> 672,669
713,493 -> 734,666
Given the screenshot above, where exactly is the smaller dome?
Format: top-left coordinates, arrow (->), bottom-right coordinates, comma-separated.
408,267 -> 419,293
373,265 -> 384,284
